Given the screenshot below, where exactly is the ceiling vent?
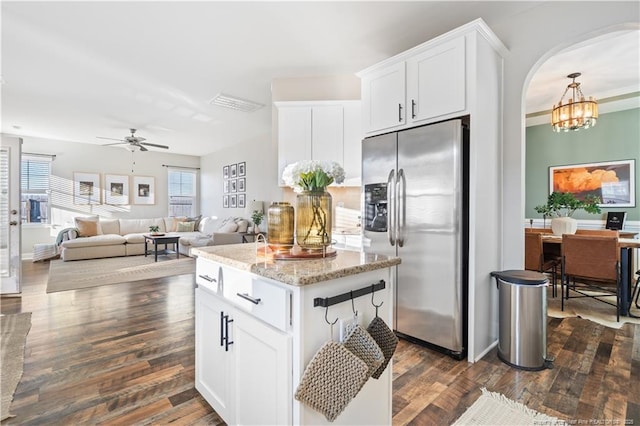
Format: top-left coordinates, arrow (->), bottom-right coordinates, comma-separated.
208,93 -> 264,112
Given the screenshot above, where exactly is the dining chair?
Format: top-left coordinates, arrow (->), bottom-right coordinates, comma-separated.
561,234 -> 620,321
630,270 -> 640,318
525,228 -> 553,234
524,232 -> 560,296
575,229 -> 619,237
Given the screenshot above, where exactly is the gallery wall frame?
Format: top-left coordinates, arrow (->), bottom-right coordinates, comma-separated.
549,159 -> 636,207
132,176 -> 155,205
230,194 -> 237,208
74,172 -> 101,205
238,162 -> 246,177
104,174 -> 129,205
238,193 -> 246,208
222,161 -> 246,208
238,177 -> 246,192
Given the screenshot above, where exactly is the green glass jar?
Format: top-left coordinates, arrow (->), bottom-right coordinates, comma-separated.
296,191 -> 332,251
267,202 -> 294,253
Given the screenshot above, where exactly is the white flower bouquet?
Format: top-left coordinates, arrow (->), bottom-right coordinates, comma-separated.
282,160 -> 345,193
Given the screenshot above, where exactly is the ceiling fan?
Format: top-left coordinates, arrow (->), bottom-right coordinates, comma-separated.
97,129 -> 169,151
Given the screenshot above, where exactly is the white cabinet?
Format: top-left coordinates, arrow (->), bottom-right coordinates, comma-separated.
195,259 -> 292,425
276,101 -> 361,186
359,27 -> 470,135
360,61 -> 406,133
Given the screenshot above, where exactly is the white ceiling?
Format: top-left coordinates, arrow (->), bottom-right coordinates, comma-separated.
2,2 -> 638,156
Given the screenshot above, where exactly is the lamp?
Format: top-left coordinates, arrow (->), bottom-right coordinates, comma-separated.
551,72 -> 598,132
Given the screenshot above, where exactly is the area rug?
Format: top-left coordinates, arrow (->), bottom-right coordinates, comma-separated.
452,387 -> 564,425
1,312 -> 32,421
47,255 -> 196,293
547,290 -> 640,329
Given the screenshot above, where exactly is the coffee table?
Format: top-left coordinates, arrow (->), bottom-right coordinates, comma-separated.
144,234 -> 181,262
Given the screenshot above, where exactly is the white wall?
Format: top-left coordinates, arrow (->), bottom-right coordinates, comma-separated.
20,136 -> 199,255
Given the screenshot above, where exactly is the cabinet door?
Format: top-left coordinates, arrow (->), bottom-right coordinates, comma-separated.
195,287 -> 235,423
361,61 -> 406,133
311,105 -> 343,164
233,308 -> 292,425
278,107 -> 312,184
342,102 -> 362,185
407,37 -> 465,122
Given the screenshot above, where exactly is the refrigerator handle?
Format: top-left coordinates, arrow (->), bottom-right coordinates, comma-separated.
387,169 -> 396,246
397,168 -> 406,247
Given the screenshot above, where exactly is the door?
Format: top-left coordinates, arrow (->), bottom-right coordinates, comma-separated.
396,120 -> 464,351
233,308 -> 292,425
1,136 -> 21,294
361,62 -> 406,133
407,37 -> 466,123
195,287 -> 235,423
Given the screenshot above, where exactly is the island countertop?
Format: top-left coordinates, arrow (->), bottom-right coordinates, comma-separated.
191,243 -> 401,286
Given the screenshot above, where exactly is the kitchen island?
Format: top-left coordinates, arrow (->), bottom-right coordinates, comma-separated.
192,243 -> 400,425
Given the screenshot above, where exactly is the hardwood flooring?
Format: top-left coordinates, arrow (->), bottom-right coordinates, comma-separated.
1,260 -> 638,425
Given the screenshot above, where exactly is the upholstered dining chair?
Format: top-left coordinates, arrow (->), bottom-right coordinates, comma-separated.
561,234 -> 621,321
524,231 -> 560,296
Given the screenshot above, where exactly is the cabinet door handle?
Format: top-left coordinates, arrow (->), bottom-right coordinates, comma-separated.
411,99 -> 416,119
220,311 -> 225,347
224,314 -> 234,352
199,274 -> 216,282
237,292 -> 261,305
398,103 -> 403,122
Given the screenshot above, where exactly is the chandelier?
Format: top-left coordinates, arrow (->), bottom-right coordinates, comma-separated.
551,72 -> 598,132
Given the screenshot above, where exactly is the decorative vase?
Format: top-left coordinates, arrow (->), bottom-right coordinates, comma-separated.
267,202 -> 294,252
551,217 -> 578,235
296,191 -> 332,251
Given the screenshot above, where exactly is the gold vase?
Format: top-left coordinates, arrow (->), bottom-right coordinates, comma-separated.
267,202 -> 294,252
296,191 -> 332,251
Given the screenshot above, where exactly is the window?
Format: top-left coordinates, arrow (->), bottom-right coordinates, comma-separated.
21,155 -> 52,224
168,168 -> 198,217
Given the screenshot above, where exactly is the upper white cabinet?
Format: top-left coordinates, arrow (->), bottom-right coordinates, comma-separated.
358,19 -> 505,136
276,101 -> 362,186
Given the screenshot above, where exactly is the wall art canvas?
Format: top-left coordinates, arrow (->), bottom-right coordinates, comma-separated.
133,176 -> 155,205
74,172 -> 101,205
238,193 -> 246,208
238,162 -> 246,177
105,174 -> 129,205
549,159 -> 635,207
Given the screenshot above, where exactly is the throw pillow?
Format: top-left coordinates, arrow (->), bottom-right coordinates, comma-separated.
176,221 -> 196,232
187,215 -> 203,230
168,216 -> 187,232
218,221 -> 239,233
75,217 -> 99,237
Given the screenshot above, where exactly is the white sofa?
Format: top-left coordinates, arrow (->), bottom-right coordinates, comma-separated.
60,216 -> 249,261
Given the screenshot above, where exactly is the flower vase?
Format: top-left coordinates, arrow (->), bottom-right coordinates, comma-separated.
296,191 -> 332,251
551,217 -> 578,235
267,201 -> 294,252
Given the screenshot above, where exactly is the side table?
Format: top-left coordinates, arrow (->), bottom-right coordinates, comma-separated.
240,232 -> 267,243
144,234 -> 181,262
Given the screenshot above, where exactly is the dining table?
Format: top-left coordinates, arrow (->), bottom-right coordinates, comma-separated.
542,234 -> 640,316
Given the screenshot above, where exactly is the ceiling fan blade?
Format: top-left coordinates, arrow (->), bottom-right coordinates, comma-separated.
140,142 -> 169,149
97,136 -> 124,142
101,142 -> 127,146
139,145 -> 149,152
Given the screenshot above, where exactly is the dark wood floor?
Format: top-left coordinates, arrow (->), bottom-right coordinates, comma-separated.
1,260 -> 638,425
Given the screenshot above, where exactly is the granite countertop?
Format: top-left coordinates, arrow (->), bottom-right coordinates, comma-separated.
192,243 -> 400,286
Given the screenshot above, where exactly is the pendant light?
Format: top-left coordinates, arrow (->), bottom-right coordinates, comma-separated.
551,72 -> 598,132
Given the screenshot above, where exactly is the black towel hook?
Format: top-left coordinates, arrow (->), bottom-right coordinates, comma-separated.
371,284 -> 384,317
350,290 -> 358,316
324,305 -> 338,326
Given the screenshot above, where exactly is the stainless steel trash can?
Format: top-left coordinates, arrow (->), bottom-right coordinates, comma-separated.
490,270 -> 552,370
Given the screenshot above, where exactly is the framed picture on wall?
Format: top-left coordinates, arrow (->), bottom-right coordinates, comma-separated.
74,172 -> 101,205
549,159 -> 635,207
230,163 -> 237,178
223,195 -> 229,208
230,179 -> 237,193
223,180 -> 229,194
223,165 -> 229,179
238,162 -> 246,177
230,194 -> 237,208
132,176 -> 155,205
238,177 -> 246,192
104,174 -> 129,205
238,194 -> 246,208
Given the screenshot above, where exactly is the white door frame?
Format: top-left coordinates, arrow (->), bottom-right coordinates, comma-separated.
1,135 -> 22,294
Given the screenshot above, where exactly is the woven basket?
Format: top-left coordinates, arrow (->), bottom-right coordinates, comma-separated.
367,316 -> 398,379
295,341 -> 369,422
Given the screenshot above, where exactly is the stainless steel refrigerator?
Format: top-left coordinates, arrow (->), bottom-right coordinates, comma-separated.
362,118 -> 469,359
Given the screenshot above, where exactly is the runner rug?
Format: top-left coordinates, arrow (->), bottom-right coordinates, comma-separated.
47,255 -> 196,293
452,387 -> 564,425
1,312 -> 32,421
